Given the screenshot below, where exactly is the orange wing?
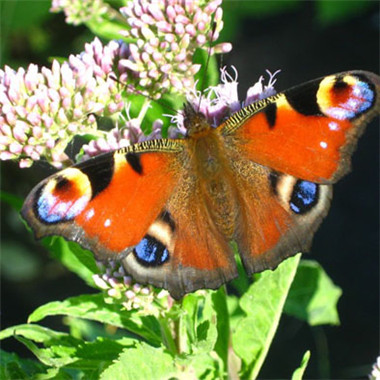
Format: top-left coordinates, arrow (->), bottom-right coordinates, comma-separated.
21,140 -> 184,260
221,71 -> 380,183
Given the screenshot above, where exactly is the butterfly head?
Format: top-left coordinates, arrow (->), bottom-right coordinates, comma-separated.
182,102 -> 211,138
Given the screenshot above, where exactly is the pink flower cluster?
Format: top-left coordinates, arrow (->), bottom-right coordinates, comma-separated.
119,0 -> 232,96
51,0 -> 109,25
168,68 -> 279,137
93,260 -> 170,313
0,38 -> 128,168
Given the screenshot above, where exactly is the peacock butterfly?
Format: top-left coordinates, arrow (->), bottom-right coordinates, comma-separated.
21,71 -> 380,299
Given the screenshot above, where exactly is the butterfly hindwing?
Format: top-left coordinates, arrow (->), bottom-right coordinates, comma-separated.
122,160 -> 238,299
221,71 -> 380,183
229,155 -> 332,274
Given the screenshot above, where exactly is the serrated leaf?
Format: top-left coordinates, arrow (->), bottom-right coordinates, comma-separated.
28,293 -> 162,345
1,324 -> 134,372
99,343 -> 178,380
284,260 -> 341,326
291,350 -> 310,380
233,254 -> 301,379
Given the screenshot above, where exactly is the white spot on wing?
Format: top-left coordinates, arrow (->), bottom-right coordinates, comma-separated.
320,141 -> 328,149
86,208 -> 95,221
328,121 -> 339,131
104,219 -> 111,227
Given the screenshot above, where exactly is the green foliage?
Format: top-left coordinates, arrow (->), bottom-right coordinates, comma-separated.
1,244 -> 342,379
291,351 -> 311,380
233,254 -> 301,379
315,0 -> 375,25
285,260 -> 342,326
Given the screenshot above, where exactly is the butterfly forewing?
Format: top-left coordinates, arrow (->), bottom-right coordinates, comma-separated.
221,70 -> 380,183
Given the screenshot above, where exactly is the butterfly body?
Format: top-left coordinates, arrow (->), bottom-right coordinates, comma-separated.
21,71 -> 380,298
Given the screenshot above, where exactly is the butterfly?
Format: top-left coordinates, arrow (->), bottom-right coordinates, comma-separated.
21,71 -> 380,299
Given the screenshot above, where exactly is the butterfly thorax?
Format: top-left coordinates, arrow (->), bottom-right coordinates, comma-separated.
184,115 -> 237,238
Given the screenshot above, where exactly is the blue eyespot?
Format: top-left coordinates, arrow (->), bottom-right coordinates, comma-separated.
134,235 -> 169,267
36,188 -> 89,224
290,181 -> 319,214
326,80 -> 374,120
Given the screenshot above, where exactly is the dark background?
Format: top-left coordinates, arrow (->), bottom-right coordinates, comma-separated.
1,1 -> 379,379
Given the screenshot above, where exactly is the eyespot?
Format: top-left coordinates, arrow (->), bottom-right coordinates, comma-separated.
134,235 -> 169,267
290,180 -> 319,214
35,169 -> 92,224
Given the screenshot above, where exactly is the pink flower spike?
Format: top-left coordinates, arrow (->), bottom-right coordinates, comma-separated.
205,0 -> 222,14
148,4 -> 164,21
185,24 -> 196,37
14,106 -> 27,119
4,112 -> 16,126
174,23 -> 185,35
19,158 -> 33,168
213,42 -> 233,54
9,142 -> 23,154
175,15 -> 190,25
7,87 -> 20,104
166,5 -> 176,23
46,138 -> 55,149
32,126 -> 43,138
108,289 -> 120,298
0,151 -> 16,160
196,34 -> 206,45
93,274 -> 109,290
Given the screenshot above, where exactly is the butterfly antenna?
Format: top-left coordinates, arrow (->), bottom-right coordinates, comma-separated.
197,20 -> 218,112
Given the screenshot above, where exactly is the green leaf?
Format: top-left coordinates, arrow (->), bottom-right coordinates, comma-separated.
210,288 -> 229,368
99,342 -> 178,380
197,292 -> 219,351
0,324 -> 76,344
42,237 -> 99,287
316,0 -> 375,25
86,17 -> 130,42
1,324 -> 134,373
291,350 -> 311,380
28,293 -> 162,345
15,336 -> 77,367
0,349 -> 46,379
233,254 -> 301,379
0,191 -> 23,211
284,260 -> 342,326
177,351 -> 222,380
1,0 -> 51,32
194,49 -> 219,90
